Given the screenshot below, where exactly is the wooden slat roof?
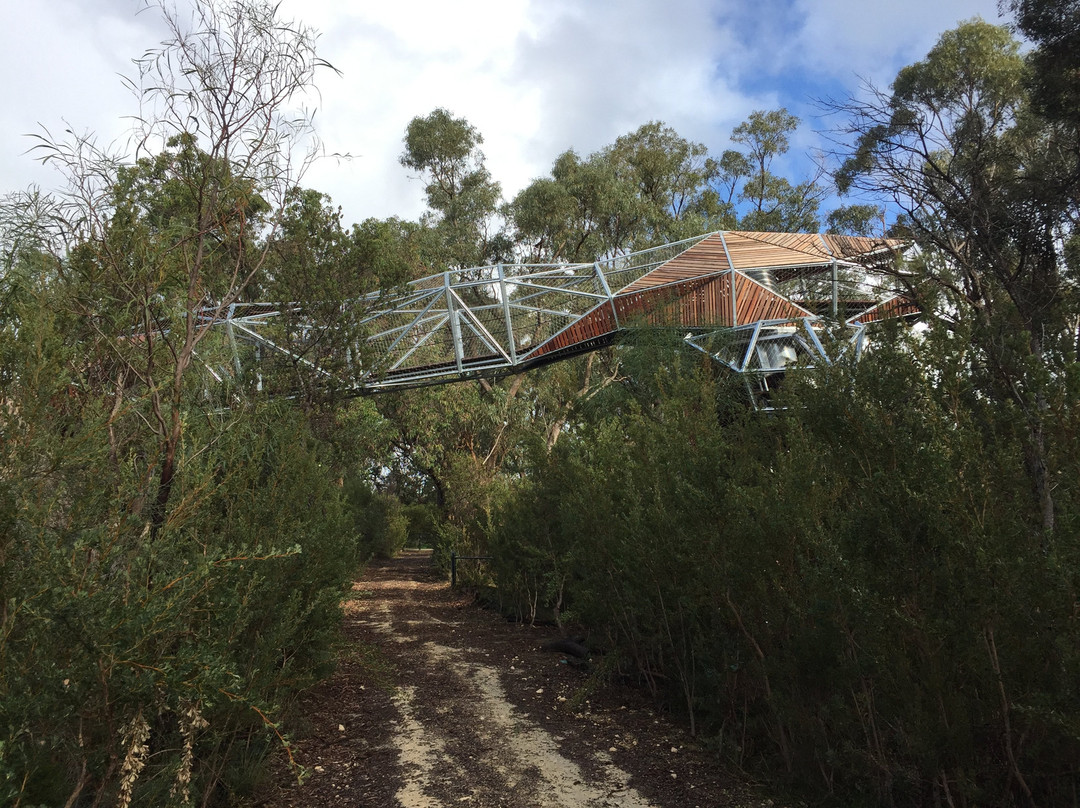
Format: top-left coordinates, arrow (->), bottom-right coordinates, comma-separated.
618,231 -> 903,294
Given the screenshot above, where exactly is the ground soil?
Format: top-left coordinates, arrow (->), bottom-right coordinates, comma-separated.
255,550 -> 781,808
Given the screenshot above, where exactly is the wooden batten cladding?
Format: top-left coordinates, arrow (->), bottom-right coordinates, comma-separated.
616,275 -> 732,328
522,303 -> 620,361
620,234 -> 731,293
526,275 -> 735,363
733,231 -> 903,266
732,273 -> 812,324
617,231 -> 905,295
617,271 -> 812,328
850,296 -> 920,324
526,270 -> 815,362
614,272 -> 809,329
721,233 -> 830,272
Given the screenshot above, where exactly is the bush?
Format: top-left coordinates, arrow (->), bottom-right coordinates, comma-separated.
344,479 -> 409,559
0,402 -> 362,806
486,337 -> 1080,806
403,503 -> 440,549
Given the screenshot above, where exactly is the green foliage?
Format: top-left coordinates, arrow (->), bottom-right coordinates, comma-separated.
722,108 -> 825,232
825,203 -> 883,236
507,122 -> 729,262
0,194 -> 365,802
344,479 -> 409,559
252,190 -> 431,400
1003,0 -> 1080,124
487,326 -> 1080,804
0,365 -> 360,804
891,20 -> 1025,116
837,17 -> 1078,541
350,215 -> 437,286
400,108 -> 508,269
0,221 -> 374,802
507,110 -> 840,263
600,122 -> 728,243
0,3 -> 386,804
402,503 -> 441,549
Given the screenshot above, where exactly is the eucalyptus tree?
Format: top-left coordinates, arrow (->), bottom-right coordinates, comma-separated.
824,202 -> 884,236
509,112 -> 845,264
508,121 -> 725,263
507,148 -> 640,262
1002,0 -> 1080,276
256,189 -> 427,405
400,108 -> 510,270
716,108 -> 828,232
29,0 -> 339,538
1003,0 -> 1080,126
0,3 -> 372,805
348,115 -> 513,549
836,17 -> 1079,536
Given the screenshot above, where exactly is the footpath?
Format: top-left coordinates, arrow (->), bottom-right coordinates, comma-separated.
256,549 -> 776,808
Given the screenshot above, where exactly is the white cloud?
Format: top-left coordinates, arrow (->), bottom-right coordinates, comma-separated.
511,0 -> 761,156
294,0 -> 774,222
0,1 -> 154,192
788,0 -> 1004,87
0,0 -> 1014,230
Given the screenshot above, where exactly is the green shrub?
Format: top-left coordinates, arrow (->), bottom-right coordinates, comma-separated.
487,337 -> 1080,806
403,503 -> 440,549
344,479 -> 409,559
0,403 -> 362,806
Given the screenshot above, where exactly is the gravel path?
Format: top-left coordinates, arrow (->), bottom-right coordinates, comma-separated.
256,550 -> 776,808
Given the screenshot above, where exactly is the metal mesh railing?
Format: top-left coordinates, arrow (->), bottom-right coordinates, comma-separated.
199,232 -> 912,393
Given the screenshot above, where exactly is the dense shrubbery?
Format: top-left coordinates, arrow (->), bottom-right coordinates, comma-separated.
0,4 -> 384,802
345,478 -> 410,559
402,503 -> 441,550
0,391 -> 363,805
486,330 -> 1080,805
478,14 -> 1080,804
0,272 -> 402,805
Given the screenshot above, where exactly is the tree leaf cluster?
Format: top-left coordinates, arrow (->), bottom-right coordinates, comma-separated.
0,2 -> 397,804
444,8 -> 1080,806
485,324 -> 1080,805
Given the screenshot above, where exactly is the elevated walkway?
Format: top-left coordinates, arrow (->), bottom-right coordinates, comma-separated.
207,231 -> 917,399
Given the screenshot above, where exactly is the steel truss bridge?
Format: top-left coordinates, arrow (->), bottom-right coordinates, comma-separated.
206,230 -> 917,402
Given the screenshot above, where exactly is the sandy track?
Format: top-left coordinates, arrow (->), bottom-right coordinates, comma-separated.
257,550 -> 771,808
345,554 -> 653,807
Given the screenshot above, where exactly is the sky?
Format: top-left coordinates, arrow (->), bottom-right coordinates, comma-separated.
1,0 -> 1002,229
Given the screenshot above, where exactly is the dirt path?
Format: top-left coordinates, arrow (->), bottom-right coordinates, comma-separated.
257,550 -> 773,808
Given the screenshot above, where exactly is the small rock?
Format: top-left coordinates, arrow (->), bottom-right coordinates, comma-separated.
339,725 -> 346,732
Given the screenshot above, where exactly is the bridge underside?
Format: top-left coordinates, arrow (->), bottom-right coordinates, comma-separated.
208,230 -> 917,402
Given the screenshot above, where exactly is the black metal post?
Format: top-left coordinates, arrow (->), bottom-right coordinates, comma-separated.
451,551 -> 457,587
